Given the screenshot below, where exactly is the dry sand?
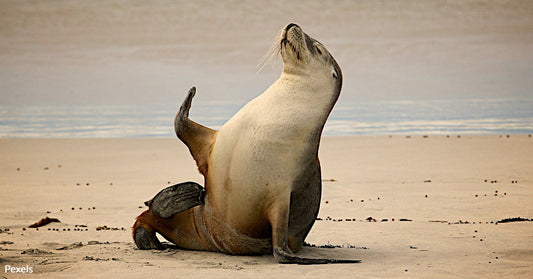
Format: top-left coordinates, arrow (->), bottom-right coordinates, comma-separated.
1,136 -> 532,278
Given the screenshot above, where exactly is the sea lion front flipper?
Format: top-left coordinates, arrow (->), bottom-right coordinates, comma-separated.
268,197 -> 361,265
174,87 -> 217,175
273,248 -> 361,265
151,182 -> 205,219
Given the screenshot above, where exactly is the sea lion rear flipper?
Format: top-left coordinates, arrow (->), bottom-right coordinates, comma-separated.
134,226 -> 165,250
151,182 -> 205,219
175,87 -> 217,175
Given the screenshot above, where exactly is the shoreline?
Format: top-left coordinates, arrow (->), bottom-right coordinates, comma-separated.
1,133 -> 531,139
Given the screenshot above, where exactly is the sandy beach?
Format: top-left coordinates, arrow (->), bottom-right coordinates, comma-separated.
1,136 -> 532,278
1,0 -> 533,277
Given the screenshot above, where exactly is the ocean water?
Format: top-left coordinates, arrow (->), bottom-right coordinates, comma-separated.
0,98 -> 532,138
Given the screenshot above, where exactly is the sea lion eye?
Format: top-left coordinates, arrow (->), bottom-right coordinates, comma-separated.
332,70 -> 338,79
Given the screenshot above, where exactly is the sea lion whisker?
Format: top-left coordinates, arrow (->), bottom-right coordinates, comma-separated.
257,35 -> 282,74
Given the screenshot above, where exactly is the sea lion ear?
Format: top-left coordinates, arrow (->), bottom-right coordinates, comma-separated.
150,182 -> 205,219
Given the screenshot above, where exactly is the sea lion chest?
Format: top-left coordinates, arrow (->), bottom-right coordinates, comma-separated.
215,78 -> 324,176
204,78 -> 326,228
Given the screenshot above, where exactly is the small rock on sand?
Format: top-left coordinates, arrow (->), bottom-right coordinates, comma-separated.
21,248 -> 52,255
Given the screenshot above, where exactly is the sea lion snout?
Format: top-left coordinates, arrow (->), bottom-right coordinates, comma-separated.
285,23 -> 299,32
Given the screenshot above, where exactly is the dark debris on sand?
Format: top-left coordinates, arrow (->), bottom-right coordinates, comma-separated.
304,242 -> 367,249
21,248 -> 52,255
29,217 -> 60,228
496,217 -> 532,224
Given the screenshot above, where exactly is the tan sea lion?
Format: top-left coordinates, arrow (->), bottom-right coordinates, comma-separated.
133,23 -> 359,264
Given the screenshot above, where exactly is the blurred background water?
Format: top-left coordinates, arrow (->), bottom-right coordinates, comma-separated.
1,0 -> 532,138
1,97 -> 531,138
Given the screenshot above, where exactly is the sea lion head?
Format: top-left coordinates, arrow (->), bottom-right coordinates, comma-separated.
279,23 -> 342,88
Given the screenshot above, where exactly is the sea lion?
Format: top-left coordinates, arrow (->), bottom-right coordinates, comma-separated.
133,23 -> 359,264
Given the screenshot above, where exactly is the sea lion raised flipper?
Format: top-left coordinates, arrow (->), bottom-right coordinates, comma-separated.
151,182 -> 205,219
174,87 -> 217,175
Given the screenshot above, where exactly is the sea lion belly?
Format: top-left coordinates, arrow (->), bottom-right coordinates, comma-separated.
205,79 -> 321,243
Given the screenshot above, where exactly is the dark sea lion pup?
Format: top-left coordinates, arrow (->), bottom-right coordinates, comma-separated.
133,23 -> 360,264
